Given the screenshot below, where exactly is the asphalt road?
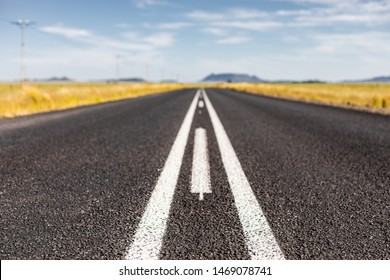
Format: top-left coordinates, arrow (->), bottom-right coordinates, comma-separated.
0,88 -> 389,260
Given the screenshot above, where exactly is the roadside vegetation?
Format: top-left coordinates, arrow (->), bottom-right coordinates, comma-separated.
218,83 -> 390,113
1,82 -> 390,118
0,83 -> 187,118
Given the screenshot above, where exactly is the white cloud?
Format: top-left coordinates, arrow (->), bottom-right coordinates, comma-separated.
188,1 -> 390,31
282,0 -> 390,26
311,32 -> 390,54
294,14 -> 388,26
34,24 -> 175,80
202,27 -> 228,36
40,25 -> 152,51
188,9 -> 282,32
261,30 -> 390,80
156,22 -> 191,29
39,25 -> 91,39
276,9 -> 312,16
133,0 -> 169,8
40,24 -> 174,52
187,10 -> 225,21
188,8 -> 268,21
286,0 -> 358,6
143,33 -> 174,47
228,8 -> 268,19
214,20 -> 282,31
216,36 -> 250,44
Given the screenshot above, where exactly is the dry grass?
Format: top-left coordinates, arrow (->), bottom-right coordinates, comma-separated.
0,83 -> 188,118
2,82 -> 390,118
217,83 -> 390,112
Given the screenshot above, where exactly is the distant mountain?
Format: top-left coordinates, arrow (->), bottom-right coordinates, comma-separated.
202,73 -> 264,83
343,76 -> 390,83
362,76 -> 390,83
201,73 -> 390,84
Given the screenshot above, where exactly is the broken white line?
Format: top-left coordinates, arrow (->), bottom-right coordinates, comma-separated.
191,128 -> 211,201
125,90 -> 200,260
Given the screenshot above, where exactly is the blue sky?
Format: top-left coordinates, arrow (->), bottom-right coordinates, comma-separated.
1,0 -> 390,81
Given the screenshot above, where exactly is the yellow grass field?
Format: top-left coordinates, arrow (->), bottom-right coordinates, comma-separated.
1,82 -> 390,118
217,83 -> 390,113
0,83 -> 188,118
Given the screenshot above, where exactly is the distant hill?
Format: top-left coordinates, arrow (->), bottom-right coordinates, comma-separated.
48,76 -> 72,82
32,76 -> 73,82
201,73 -> 390,84
272,80 -> 326,84
343,76 -> 390,83
202,73 -> 264,83
362,76 -> 390,83
106,78 -> 145,83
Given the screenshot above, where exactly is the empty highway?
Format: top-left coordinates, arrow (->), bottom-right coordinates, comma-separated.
0,88 -> 389,259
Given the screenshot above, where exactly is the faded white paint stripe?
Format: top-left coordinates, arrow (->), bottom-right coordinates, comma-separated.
191,128 -> 211,201
125,90 -> 200,260
203,89 -> 284,260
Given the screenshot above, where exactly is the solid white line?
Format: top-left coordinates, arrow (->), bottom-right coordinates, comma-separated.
191,128 -> 211,201
125,90 -> 200,260
203,89 -> 285,260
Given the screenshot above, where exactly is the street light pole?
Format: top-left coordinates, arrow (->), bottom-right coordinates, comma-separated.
10,19 -> 35,85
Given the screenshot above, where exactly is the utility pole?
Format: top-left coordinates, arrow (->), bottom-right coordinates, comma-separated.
11,19 -> 35,85
115,54 -> 121,83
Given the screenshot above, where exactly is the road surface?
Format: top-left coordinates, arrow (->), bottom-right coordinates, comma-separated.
0,88 -> 389,259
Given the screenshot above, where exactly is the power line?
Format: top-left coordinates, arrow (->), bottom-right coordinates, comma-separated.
10,19 -> 36,85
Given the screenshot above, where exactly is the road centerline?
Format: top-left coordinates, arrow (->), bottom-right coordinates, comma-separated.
191,127 -> 211,201
125,89 -> 200,260
202,89 -> 285,260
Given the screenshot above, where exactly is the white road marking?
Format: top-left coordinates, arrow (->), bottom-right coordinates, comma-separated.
191,128 -> 211,201
125,90 -> 200,260
198,100 -> 204,108
202,89 -> 285,260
